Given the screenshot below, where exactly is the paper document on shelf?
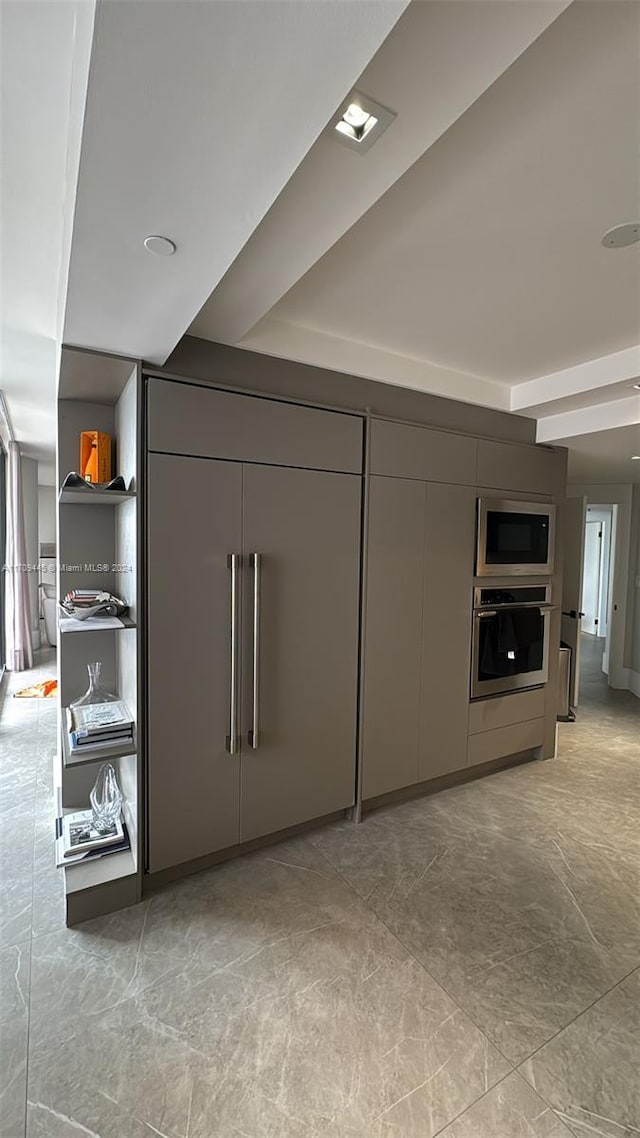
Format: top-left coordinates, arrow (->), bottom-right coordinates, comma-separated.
59,616 -> 124,633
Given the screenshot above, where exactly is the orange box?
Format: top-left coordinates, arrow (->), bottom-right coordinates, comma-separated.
80,431 -> 112,484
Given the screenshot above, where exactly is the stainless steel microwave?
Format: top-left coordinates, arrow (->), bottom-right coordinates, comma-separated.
476,498 -> 555,577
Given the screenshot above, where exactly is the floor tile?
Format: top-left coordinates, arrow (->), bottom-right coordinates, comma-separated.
0,872 -> 32,950
0,940 -> 31,1138
438,1071 -> 573,1137
311,797 -> 637,1063
28,902 -> 183,1059
520,968 -> 640,1138
28,842 -> 510,1138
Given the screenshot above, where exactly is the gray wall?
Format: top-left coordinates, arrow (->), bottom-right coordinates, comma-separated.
157,336 -> 537,446
569,482 -> 637,691
38,485 -> 56,546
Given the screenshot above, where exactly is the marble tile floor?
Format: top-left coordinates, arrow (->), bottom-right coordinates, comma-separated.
0,641 -> 638,1138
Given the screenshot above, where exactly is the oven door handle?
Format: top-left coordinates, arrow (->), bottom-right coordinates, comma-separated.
475,603 -> 556,614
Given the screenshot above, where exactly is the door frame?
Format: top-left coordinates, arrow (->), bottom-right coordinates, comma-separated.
568,485 -> 633,691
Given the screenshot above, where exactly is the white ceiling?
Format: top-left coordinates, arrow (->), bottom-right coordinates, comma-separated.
191,0 -> 570,352
230,0 -> 639,387
63,0 -> 408,363
0,0 -> 94,484
557,424 -> 640,485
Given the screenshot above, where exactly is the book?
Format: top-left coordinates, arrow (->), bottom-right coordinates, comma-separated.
55,820 -> 130,867
69,731 -> 133,752
62,809 -> 124,857
70,724 -> 133,744
70,701 -> 134,734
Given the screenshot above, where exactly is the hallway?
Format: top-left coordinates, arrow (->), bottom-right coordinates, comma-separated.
0,647 -> 638,1137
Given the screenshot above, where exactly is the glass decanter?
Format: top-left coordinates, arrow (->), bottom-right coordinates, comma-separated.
70,662 -> 118,708
90,763 -> 123,829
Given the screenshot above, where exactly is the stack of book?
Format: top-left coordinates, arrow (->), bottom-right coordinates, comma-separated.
55,809 -> 130,866
66,700 -> 134,755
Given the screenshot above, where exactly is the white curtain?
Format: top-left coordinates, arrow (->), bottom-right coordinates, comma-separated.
5,442 -> 33,671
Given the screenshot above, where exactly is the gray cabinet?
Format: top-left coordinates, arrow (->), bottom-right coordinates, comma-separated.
477,440 -> 562,495
147,378 -> 363,474
419,483 -> 476,781
362,478 -> 476,800
240,464 -> 361,840
147,453 -> 242,872
370,419 -> 477,485
147,449 -> 361,872
362,477 -> 426,799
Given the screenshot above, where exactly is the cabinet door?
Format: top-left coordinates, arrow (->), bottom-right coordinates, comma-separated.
147,453 -> 242,872
240,464 -> 361,841
419,483 -> 476,781
362,476 -> 426,799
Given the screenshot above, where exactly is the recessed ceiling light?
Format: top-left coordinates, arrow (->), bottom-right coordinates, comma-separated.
632,383 -> 640,390
331,90 -> 396,155
343,102 -> 373,130
601,222 -> 640,249
631,455 -> 640,460
144,235 -> 177,256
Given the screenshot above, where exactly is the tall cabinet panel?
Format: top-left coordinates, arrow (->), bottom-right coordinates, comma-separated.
362,476 -> 427,799
419,483 -> 476,781
147,452 -> 242,872
240,464 -> 361,840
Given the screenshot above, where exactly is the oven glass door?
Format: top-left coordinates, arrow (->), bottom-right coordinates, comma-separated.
477,500 -> 555,576
472,607 -> 549,698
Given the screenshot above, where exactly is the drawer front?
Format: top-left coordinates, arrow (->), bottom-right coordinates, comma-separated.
147,378 -> 363,473
468,688 -> 546,735
467,718 -> 544,767
477,440 -> 562,495
370,419 -> 477,484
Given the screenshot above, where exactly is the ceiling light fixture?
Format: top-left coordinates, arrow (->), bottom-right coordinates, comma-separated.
144,235 -> 177,256
632,383 -> 640,390
331,90 -> 396,155
631,455 -> 640,461
601,222 -> 640,249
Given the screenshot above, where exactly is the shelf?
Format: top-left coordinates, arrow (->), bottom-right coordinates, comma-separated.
61,721 -> 136,768
58,615 -> 136,634
64,848 -> 137,894
59,488 -> 135,505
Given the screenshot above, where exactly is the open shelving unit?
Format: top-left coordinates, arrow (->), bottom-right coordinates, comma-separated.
58,488 -> 135,506
56,345 -> 143,925
58,616 -> 137,634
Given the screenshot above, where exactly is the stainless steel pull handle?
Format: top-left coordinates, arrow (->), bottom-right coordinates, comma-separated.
249,553 -> 261,748
476,610 -> 498,618
226,554 -> 240,754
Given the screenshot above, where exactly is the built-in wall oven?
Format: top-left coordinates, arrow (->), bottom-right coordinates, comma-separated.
476,498 -> 555,577
471,585 -> 555,699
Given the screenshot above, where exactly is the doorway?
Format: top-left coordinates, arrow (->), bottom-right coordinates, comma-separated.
577,503 -> 617,703
562,498 -> 622,713
581,506 -> 613,641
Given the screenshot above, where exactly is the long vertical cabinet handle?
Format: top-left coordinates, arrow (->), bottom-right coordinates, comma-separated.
226,554 -> 240,754
249,552 -> 261,748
